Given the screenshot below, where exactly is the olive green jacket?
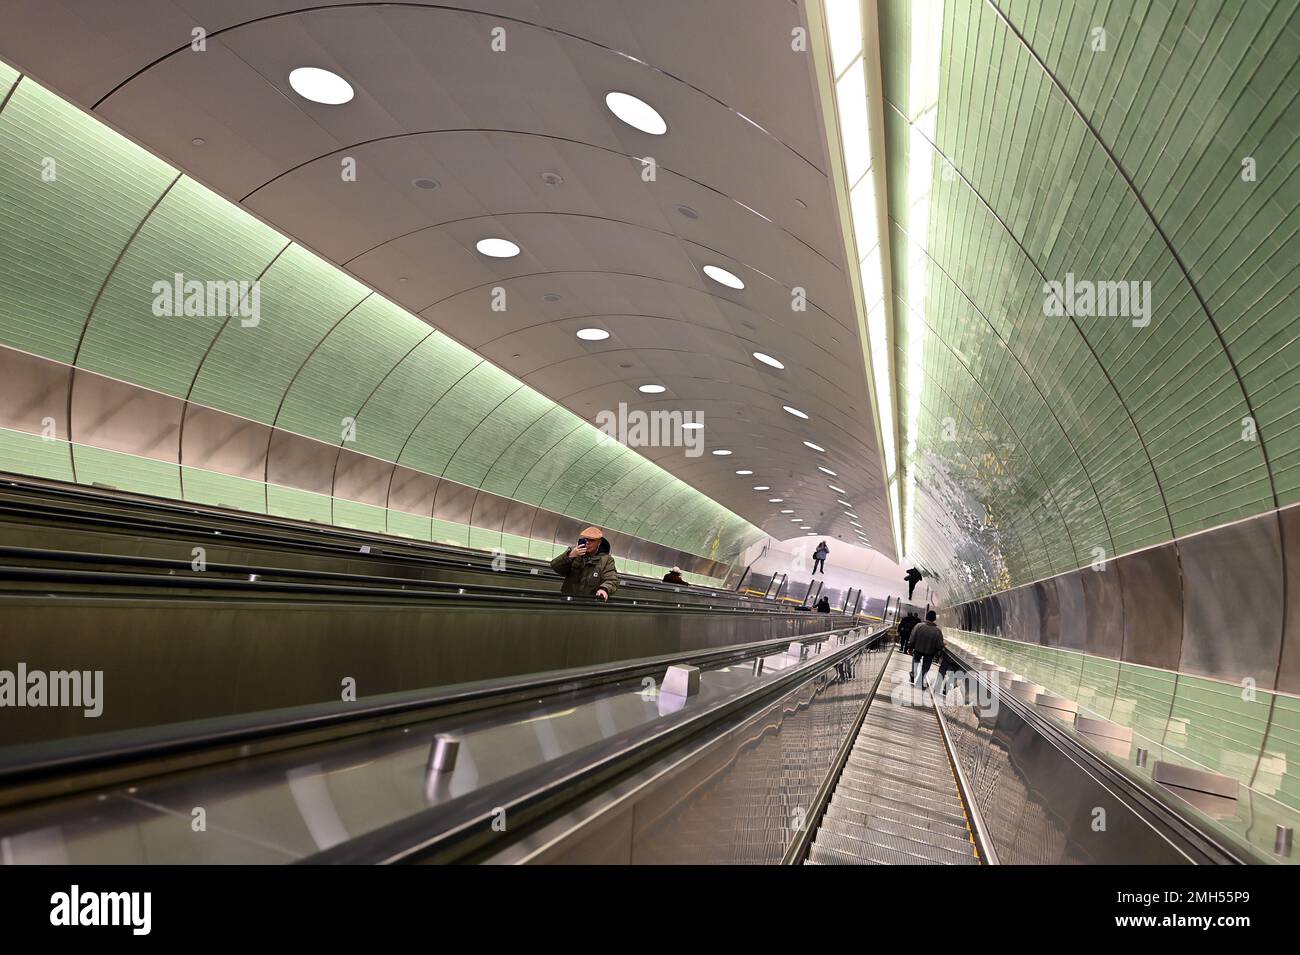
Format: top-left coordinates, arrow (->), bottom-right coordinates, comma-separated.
550,549 -> 619,598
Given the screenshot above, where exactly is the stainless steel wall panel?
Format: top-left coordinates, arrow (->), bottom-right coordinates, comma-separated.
0,345 -> 70,438
1117,544 -> 1183,670
1080,564 -> 1125,659
1277,505 -> 1300,695
431,477 -> 476,526
1033,578 -> 1059,646
387,466 -> 439,516
265,428 -> 337,496
501,498 -> 537,539
71,370 -> 182,462
333,448 -> 394,508
181,403 -> 270,479
1178,512 -> 1284,688
1055,572 -> 1087,651
469,488 -> 509,535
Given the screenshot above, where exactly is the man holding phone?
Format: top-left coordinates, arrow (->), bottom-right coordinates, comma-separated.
550,526 -> 619,602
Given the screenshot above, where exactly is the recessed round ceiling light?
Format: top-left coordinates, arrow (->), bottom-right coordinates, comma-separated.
753,485 -> 770,491
783,405 -> 809,419
735,469 -> 753,476
605,91 -> 667,135
837,499 -> 853,507
675,203 -> 700,220
780,509 -> 794,514
790,518 -> 802,522
800,526 -> 811,530
542,293 -> 562,303
682,422 -> 704,430
540,171 -> 564,186
412,177 -> 440,190
753,352 -> 784,369
828,484 -> 846,493
703,264 -> 745,289
476,237 -> 520,258
802,440 -> 825,452
576,328 -> 610,341
818,466 -> 837,476
712,449 -> 732,456
289,67 -> 354,105
768,498 -> 783,503
638,384 -> 666,394
191,137 -> 206,146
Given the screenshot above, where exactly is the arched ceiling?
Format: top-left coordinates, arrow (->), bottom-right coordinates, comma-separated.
0,0 -> 898,556
865,0 -> 1298,602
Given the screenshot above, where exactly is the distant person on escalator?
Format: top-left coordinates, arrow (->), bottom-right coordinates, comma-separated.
812,541 -> 829,575
904,567 -> 923,600
816,595 -> 832,613
550,526 -> 618,602
909,611 -> 944,687
896,610 -> 920,653
662,566 -> 690,586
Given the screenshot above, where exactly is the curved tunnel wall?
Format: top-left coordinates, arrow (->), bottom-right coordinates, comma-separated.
939,502 -> 1300,813
877,0 -> 1300,605
0,66 -> 761,580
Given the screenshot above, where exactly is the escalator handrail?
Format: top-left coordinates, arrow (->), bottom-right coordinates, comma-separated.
302,626 -> 890,864
0,626 -> 867,801
943,643 -> 1255,865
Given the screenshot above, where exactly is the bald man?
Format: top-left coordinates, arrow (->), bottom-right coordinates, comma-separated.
550,526 -> 619,601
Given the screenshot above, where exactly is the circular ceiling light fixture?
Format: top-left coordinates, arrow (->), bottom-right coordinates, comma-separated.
753,485 -> 770,491
675,203 -> 700,220
735,469 -> 753,476
780,509 -> 794,514
802,440 -> 826,452
476,237 -> 520,258
800,526 -> 811,530
703,264 -> 745,289
790,518 -> 802,523
576,328 -> 610,341
818,466 -> 837,476
605,91 -> 667,135
837,500 -> 853,507
768,498 -> 783,503
638,384 -> 666,394
712,449 -> 732,456
540,171 -> 564,186
753,352 -> 784,370
542,292 -> 562,303
682,422 -> 704,430
289,67 -> 354,105
783,405 -> 809,419
412,177 -> 440,190
828,484 -> 846,493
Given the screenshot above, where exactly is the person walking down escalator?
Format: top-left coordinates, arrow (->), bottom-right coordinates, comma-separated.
812,541 -> 830,575
896,610 -> 920,653
550,526 -> 619,602
909,611 -> 944,688
662,566 -> 690,586
816,595 -> 832,613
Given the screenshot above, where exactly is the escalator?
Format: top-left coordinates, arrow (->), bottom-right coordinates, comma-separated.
805,652 -> 980,864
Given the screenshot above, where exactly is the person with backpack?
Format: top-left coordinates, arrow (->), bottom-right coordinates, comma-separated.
812,541 -> 830,575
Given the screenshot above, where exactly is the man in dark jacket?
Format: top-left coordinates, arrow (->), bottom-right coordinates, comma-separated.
909,611 -> 944,687
815,595 -> 832,613
662,567 -> 689,586
550,526 -> 618,601
896,611 -> 920,652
